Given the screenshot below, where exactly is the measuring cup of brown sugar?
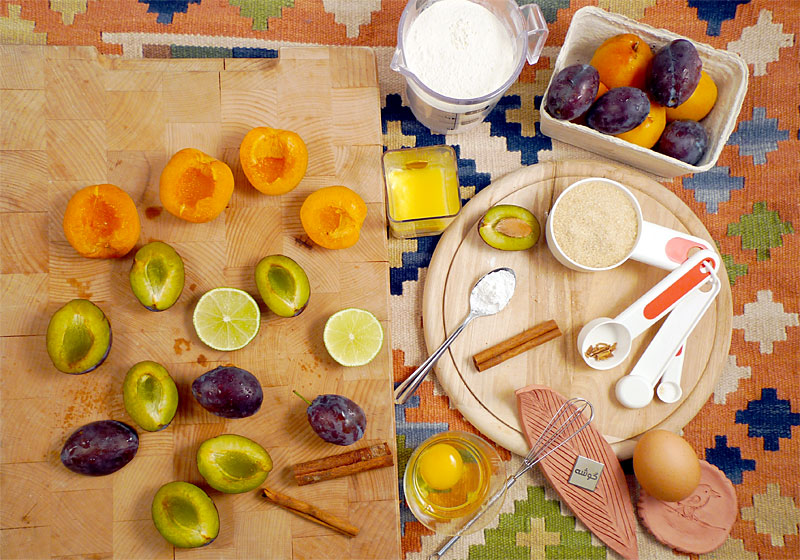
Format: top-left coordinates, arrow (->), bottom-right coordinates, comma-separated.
545,178 -> 713,273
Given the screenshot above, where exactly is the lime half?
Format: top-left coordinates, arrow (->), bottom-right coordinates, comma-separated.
193,288 -> 261,351
323,308 -> 384,366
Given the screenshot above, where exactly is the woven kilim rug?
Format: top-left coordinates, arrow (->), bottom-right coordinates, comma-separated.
2,1 -> 798,559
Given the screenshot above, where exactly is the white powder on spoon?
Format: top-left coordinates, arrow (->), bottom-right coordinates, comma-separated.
471,268 -> 515,314
404,0 -> 517,99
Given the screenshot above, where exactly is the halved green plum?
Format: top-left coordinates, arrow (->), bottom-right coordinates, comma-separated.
254,254 -> 310,318
46,299 -> 111,374
151,481 -> 219,548
129,241 -> 185,311
123,361 -> 179,432
478,204 -> 541,251
197,434 -> 272,493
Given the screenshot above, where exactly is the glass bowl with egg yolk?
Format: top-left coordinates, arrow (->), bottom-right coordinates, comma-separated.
403,430 -> 507,535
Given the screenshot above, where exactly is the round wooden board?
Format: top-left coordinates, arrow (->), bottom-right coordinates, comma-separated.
423,160 -> 732,459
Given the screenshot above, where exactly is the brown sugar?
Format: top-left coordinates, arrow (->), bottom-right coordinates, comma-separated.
551,180 -> 639,268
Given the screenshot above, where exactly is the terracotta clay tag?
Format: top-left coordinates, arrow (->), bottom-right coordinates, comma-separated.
638,460 -> 737,554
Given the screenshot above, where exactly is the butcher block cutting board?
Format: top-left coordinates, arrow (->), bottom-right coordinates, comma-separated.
423,160 -> 732,460
0,45 -> 400,559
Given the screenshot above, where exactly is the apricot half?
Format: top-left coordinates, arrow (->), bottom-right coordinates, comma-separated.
63,184 -> 140,258
159,148 -> 234,223
46,299 -> 111,374
300,186 -> 367,249
240,126 -> 308,195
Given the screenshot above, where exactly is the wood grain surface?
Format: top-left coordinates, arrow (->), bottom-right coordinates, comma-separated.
0,45 -> 400,559
422,160 -> 732,460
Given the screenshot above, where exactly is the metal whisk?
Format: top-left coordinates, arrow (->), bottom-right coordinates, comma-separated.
429,397 -> 594,559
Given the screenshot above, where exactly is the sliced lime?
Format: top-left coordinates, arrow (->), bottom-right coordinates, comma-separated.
192,288 -> 260,351
323,308 -> 384,367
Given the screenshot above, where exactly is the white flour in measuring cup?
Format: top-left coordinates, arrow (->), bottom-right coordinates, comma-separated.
403,0 -> 516,100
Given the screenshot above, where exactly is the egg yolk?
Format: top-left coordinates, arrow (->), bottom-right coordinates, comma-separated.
418,443 -> 464,490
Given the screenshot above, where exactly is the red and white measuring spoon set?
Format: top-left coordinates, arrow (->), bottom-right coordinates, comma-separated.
549,178 -> 721,409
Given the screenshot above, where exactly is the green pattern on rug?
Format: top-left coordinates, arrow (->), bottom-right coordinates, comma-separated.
228,0 -> 295,30
396,434 -> 415,482
469,486 -> 606,560
172,45 -> 230,58
722,252 -> 749,285
728,201 -> 795,261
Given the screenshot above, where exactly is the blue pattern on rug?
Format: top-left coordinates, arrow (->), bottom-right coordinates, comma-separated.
487,95 -> 552,166
232,47 -> 279,58
390,236 -> 441,296
688,0 -> 751,36
735,388 -> 800,451
728,107 -> 790,165
705,435 -> 756,483
682,166 -> 745,214
139,0 -> 201,24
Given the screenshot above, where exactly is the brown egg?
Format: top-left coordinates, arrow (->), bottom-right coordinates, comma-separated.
633,429 -> 701,502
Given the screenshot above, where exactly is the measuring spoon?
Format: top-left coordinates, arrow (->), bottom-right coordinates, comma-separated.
657,345 -> 686,404
615,269 -> 721,408
577,249 -> 718,371
394,267 -> 516,405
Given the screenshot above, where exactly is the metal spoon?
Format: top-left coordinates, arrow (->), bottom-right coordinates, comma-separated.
394,267 -> 516,405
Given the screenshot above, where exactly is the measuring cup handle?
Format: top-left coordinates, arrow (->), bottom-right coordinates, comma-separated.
615,249 -> 717,338
519,4 -> 548,65
630,221 -> 714,271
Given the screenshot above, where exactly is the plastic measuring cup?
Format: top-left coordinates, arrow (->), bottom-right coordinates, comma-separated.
390,0 -> 548,134
546,178 -> 714,273
577,249 -> 720,371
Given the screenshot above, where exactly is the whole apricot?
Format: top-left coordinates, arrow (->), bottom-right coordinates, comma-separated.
590,33 -> 654,90
159,148 -> 234,223
63,184 -> 140,258
300,186 -> 367,250
665,71 -> 717,122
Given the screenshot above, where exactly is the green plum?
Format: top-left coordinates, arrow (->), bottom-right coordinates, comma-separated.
478,204 -> 540,251
123,361 -> 179,432
46,299 -> 111,374
254,254 -> 310,317
129,241 -> 184,311
151,481 -> 219,548
197,434 -> 272,493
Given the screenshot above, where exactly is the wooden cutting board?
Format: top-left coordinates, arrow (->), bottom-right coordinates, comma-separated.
0,45 -> 400,559
423,160 -> 732,460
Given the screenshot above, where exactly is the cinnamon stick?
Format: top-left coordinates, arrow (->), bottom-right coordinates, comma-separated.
292,442 -> 393,486
473,319 -> 561,372
261,487 -> 359,537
